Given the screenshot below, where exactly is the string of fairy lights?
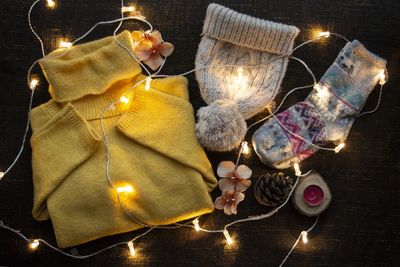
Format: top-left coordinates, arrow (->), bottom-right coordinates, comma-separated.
0,0 -> 387,265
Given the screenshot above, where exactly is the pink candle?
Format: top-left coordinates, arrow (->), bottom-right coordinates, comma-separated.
303,185 -> 324,206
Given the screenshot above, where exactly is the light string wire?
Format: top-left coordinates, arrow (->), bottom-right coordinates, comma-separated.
278,215 -> 320,267
0,219 -> 155,259
0,0 -> 386,263
291,32 -> 350,53
100,0 -> 171,225
357,84 -> 384,118
0,0 -> 45,178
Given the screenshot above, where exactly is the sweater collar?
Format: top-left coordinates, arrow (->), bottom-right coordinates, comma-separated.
39,31 -> 142,103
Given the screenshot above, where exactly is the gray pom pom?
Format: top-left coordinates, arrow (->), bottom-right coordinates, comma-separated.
195,100 -> 247,151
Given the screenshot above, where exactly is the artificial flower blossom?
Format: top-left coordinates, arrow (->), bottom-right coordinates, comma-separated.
217,161 -> 252,192
132,30 -> 174,70
214,191 -> 245,215
214,161 -> 252,215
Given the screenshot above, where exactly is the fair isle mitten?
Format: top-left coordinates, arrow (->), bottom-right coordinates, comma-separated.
195,3 -> 299,152
252,40 -> 387,169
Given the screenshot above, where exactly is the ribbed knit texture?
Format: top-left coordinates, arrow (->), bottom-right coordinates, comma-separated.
194,3 -> 299,152
40,31 -> 142,103
202,3 -> 299,55
30,31 -> 217,248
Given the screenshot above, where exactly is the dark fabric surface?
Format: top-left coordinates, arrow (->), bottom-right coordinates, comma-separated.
0,0 -> 399,266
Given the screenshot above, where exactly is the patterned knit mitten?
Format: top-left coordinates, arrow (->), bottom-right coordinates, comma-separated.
195,3 -> 299,152
252,40 -> 387,169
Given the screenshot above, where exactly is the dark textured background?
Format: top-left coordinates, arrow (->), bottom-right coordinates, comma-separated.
0,0 -> 399,266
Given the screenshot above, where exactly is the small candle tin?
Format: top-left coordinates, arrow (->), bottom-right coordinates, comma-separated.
292,171 -> 332,217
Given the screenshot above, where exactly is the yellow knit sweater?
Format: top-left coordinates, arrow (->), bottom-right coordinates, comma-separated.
30,31 -> 217,248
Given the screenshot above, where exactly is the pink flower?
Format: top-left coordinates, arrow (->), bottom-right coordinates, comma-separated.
217,161 -> 252,193
132,30 -> 174,71
214,191 -> 245,215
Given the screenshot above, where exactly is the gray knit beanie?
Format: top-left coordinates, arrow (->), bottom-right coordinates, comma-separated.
195,3 -> 300,152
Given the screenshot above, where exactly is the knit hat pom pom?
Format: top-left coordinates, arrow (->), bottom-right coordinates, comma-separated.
195,100 -> 247,152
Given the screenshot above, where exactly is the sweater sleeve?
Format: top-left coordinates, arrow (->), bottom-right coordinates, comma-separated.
30,102 -> 101,220
117,77 -> 218,192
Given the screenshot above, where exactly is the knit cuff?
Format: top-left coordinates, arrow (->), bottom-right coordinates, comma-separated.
31,103 -> 101,221
351,40 -> 387,69
32,103 -> 101,148
203,3 -> 300,55
59,104 -> 102,147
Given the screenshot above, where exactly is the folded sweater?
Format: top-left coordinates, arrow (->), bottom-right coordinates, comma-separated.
30,31 -> 217,248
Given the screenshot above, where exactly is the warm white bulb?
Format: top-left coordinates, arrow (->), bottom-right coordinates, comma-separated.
193,219 -> 201,232
294,162 -> 302,177
59,41 -> 73,49
379,70 -> 387,85
241,141 -> 250,155
235,67 -> 245,84
314,83 -> 330,99
334,143 -> 345,153
121,6 -> 136,13
223,230 -> 234,245
46,0 -> 56,9
319,31 -> 330,38
117,185 -> 134,193
0,171 -> 4,180
29,79 -> 39,90
301,231 -> 308,244
120,96 -> 130,104
127,241 -> 136,256
29,239 -> 40,250
145,78 -> 152,91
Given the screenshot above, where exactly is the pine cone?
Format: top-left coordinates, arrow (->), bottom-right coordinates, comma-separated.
254,172 -> 294,206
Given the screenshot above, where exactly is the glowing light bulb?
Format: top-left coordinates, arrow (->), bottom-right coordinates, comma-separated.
319,31 -> 330,38
46,0 -> 56,9
334,143 -> 345,153
294,163 -> 302,177
127,241 -> 136,257
117,185 -> 134,193
145,78 -> 152,91
0,171 -> 4,180
59,41 -> 73,49
193,219 -> 201,232
223,230 -> 234,245
379,70 -> 387,85
236,67 -> 244,83
314,83 -> 330,99
29,78 -> 39,90
121,6 -> 136,13
301,231 -> 308,244
29,239 -> 40,250
241,141 -> 250,155
232,67 -> 249,94
120,96 -> 130,104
